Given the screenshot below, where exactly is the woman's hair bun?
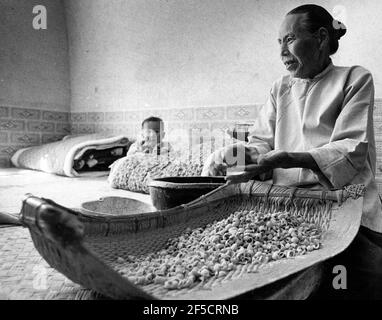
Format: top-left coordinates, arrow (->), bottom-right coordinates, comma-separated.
333,20 -> 347,39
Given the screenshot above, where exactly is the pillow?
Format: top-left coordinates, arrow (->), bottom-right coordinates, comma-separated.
108,153 -> 204,194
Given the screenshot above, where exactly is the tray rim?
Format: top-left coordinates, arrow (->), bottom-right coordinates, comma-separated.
19,180 -> 364,300
147,176 -> 226,189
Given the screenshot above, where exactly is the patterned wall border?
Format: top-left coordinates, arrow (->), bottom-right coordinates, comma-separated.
0,106 -> 70,167
1,99 -> 382,171
69,104 -> 262,136
69,99 -> 382,131
69,99 -> 382,179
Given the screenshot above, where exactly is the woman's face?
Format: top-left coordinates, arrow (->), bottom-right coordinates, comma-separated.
278,13 -> 324,79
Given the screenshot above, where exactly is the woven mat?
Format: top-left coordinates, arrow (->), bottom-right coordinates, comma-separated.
0,225 -> 323,300
0,226 -> 107,300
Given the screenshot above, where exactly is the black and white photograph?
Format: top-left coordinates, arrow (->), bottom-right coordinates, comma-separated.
0,0 -> 381,307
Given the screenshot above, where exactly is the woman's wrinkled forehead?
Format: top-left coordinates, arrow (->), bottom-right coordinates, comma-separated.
278,13 -> 310,40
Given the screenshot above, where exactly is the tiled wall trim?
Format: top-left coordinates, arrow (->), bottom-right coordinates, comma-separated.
0,106 -> 69,167
69,104 -> 263,137
1,100 -> 382,173
69,100 -> 382,188
68,100 -> 382,141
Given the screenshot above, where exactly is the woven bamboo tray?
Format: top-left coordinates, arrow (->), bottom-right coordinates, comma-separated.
19,181 -> 364,300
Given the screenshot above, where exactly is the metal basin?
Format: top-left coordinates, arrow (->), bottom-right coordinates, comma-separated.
148,176 -> 226,210
81,197 -> 155,217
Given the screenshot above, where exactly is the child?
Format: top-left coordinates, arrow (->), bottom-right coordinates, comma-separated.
127,116 -> 173,156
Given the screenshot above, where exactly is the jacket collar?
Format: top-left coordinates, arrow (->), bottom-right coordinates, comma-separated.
290,60 -> 334,84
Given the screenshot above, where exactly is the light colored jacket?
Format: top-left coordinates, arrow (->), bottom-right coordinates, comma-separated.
247,61 -> 382,233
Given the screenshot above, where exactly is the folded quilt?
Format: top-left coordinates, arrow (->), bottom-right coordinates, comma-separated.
11,134 -> 131,177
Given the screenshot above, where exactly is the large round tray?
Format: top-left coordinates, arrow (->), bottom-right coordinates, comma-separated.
19,181 -> 364,300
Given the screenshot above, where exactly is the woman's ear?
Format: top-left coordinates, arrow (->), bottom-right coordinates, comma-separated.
317,27 -> 330,51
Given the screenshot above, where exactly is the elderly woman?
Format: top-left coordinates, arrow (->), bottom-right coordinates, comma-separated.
202,4 -> 382,299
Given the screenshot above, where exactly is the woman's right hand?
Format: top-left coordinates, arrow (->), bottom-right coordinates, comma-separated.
202,143 -> 258,176
201,150 -> 227,176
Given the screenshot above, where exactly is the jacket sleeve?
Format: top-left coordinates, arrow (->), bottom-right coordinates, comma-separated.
246,87 -> 276,157
308,68 -> 374,189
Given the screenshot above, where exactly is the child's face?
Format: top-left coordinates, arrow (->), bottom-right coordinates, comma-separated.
141,121 -> 165,145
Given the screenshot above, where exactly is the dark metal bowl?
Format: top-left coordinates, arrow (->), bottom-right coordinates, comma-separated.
148,176 -> 226,210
